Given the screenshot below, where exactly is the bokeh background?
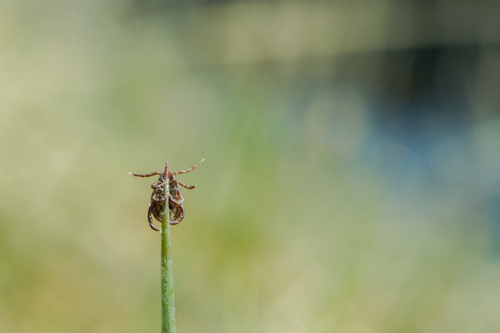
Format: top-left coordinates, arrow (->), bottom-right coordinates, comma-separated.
1,0 -> 500,332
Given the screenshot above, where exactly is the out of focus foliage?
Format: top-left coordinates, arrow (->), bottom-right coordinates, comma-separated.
1,1 -> 500,333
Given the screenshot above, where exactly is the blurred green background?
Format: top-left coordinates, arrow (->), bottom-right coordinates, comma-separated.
1,1 -> 500,332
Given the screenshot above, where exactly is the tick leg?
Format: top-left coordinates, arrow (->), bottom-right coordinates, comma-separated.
178,181 -> 196,190
171,212 -> 185,225
148,205 -> 161,231
173,158 -> 204,175
151,181 -> 166,191
169,190 -> 184,206
169,197 -> 183,206
177,211 -> 185,223
152,202 -> 164,222
130,171 -> 163,178
169,205 -> 185,225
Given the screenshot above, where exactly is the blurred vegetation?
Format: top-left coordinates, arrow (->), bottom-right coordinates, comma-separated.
1,1 -> 499,333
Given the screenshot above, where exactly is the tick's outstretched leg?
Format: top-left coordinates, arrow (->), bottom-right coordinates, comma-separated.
130,171 -> 164,178
173,158 -> 204,175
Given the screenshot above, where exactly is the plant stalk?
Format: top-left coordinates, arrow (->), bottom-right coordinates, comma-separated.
161,161 -> 176,333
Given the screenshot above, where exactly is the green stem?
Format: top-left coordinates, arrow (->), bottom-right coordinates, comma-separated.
161,161 -> 176,333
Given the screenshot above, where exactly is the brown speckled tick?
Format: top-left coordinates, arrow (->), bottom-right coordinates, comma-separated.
130,159 -> 204,231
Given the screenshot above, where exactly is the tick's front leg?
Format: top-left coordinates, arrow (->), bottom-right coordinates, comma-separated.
130,171 -> 163,178
173,158 -> 205,175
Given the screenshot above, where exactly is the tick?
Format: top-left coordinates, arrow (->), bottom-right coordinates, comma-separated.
130,159 -> 204,231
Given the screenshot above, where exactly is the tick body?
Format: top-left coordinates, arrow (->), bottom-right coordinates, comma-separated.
130,159 -> 204,231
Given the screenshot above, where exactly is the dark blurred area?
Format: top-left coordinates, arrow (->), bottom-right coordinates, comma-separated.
1,0 -> 500,332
